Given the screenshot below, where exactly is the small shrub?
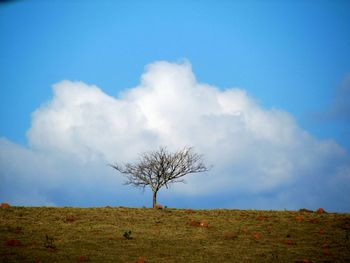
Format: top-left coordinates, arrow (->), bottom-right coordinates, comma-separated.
8,226 -> 23,234
123,230 -> 132,240
44,234 -> 56,249
299,208 -> 313,213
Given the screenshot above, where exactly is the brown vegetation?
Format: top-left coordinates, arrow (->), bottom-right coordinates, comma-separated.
0,206 -> 349,262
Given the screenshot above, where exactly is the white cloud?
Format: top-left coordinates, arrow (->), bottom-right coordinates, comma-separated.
1,60 -> 349,211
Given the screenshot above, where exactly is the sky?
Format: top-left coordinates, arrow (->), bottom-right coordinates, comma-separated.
0,0 -> 349,211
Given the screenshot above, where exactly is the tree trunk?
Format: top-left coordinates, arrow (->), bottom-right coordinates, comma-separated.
152,190 -> 157,208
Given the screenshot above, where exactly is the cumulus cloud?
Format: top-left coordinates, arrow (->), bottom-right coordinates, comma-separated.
1,60 -> 349,211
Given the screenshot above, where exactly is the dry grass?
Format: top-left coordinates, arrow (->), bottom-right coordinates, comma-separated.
1,206 -> 350,262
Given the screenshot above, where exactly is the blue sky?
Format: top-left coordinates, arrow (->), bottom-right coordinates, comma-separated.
0,0 -> 349,210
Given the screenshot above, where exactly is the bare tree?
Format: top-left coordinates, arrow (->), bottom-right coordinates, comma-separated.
109,146 -> 210,208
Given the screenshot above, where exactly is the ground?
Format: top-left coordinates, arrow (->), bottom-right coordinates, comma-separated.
1,206 -> 350,262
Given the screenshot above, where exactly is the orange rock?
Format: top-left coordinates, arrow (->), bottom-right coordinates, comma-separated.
185,209 -> 195,213
316,208 -> 326,214
303,259 -> 312,263
189,220 -> 201,227
199,221 -> 209,228
136,256 -> 145,263
256,215 -> 268,221
283,239 -> 295,245
295,216 -> 304,222
252,232 -> 262,240
1,203 -> 10,209
154,204 -> 163,209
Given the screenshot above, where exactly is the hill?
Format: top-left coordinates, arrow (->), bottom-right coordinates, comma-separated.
1,206 -> 350,262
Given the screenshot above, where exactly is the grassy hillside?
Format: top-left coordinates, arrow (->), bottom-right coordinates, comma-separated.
1,206 -> 349,262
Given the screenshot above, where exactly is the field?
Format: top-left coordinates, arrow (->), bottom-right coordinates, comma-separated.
1,206 -> 350,262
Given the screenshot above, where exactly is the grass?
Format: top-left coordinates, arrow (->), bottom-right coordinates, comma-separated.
1,206 -> 350,262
